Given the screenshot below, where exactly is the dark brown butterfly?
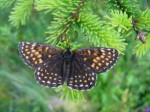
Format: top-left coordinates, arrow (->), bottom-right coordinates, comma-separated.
19,42 -> 118,90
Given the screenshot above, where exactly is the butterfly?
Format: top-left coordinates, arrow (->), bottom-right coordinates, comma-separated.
18,42 -> 118,90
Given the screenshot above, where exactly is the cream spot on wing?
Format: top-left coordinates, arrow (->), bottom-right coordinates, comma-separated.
80,84 -> 83,87
91,63 -> 95,68
98,63 -> 102,66
101,50 -> 105,52
101,55 -> 104,58
47,81 -> 50,84
93,59 -> 97,63
48,55 -> 51,58
106,62 -> 109,66
96,66 -> 99,70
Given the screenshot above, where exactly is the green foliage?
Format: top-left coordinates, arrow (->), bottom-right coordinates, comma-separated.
105,10 -> 132,32
55,84 -> 85,102
134,34 -> 150,57
0,0 -> 150,111
136,9 -> 150,31
35,0 -> 64,12
79,12 -> 127,54
9,0 -> 34,27
105,0 -> 142,18
0,0 -> 15,9
45,0 -> 81,44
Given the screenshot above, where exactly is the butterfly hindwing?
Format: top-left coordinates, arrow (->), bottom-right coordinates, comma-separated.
74,48 -> 118,73
67,58 -> 97,90
19,42 -> 63,68
35,58 -> 64,88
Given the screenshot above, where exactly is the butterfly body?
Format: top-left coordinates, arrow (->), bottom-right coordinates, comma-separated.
19,42 -> 118,90
61,48 -> 74,81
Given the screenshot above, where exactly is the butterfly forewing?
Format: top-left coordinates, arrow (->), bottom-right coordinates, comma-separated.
74,48 -> 118,73
19,42 -> 63,68
35,58 -> 64,88
67,58 -> 97,90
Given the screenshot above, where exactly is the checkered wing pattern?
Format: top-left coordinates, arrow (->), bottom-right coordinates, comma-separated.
67,47 -> 118,90
19,42 -> 63,68
67,59 -> 97,90
35,59 -> 64,88
74,48 -> 118,73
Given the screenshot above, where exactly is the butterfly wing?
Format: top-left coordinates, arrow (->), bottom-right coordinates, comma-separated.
19,42 -> 63,68
35,58 -> 64,88
67,58 -> 97,90
74,47 -> 118,73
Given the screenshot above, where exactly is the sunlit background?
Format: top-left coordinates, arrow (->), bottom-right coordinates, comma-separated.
0,0 -> 150,112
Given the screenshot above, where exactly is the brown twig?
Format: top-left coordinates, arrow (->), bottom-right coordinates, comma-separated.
115,0 -> 147,44
132,20 -> 147,44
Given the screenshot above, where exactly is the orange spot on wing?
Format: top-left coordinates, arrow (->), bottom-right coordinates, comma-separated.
106,58 -> 109,61
35,52 -> 39,55
37,54 -> 42,58
87,50 -> 91,55
38,47 -> 43,52
45,47 -> 49,52
93,50 -> 98,56
96,57 -> 101,60
93,59 -> 97,63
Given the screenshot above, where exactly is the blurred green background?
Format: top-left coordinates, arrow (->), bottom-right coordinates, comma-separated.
0,1 -> 150,112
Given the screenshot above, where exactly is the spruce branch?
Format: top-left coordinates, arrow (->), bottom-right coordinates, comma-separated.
0,0 -> 16,9
78,12 -> 127,54
35,0 -> 63,12
46,0 -> 87,44
132,9 -> 150,44
9,0 -> 34,27
105,0 -> 142,18
105,10 -> 132,32
136,9 -> 150,31
134,34 -> 150,57
55,84 -> 85,102
105,0 -> 149,45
